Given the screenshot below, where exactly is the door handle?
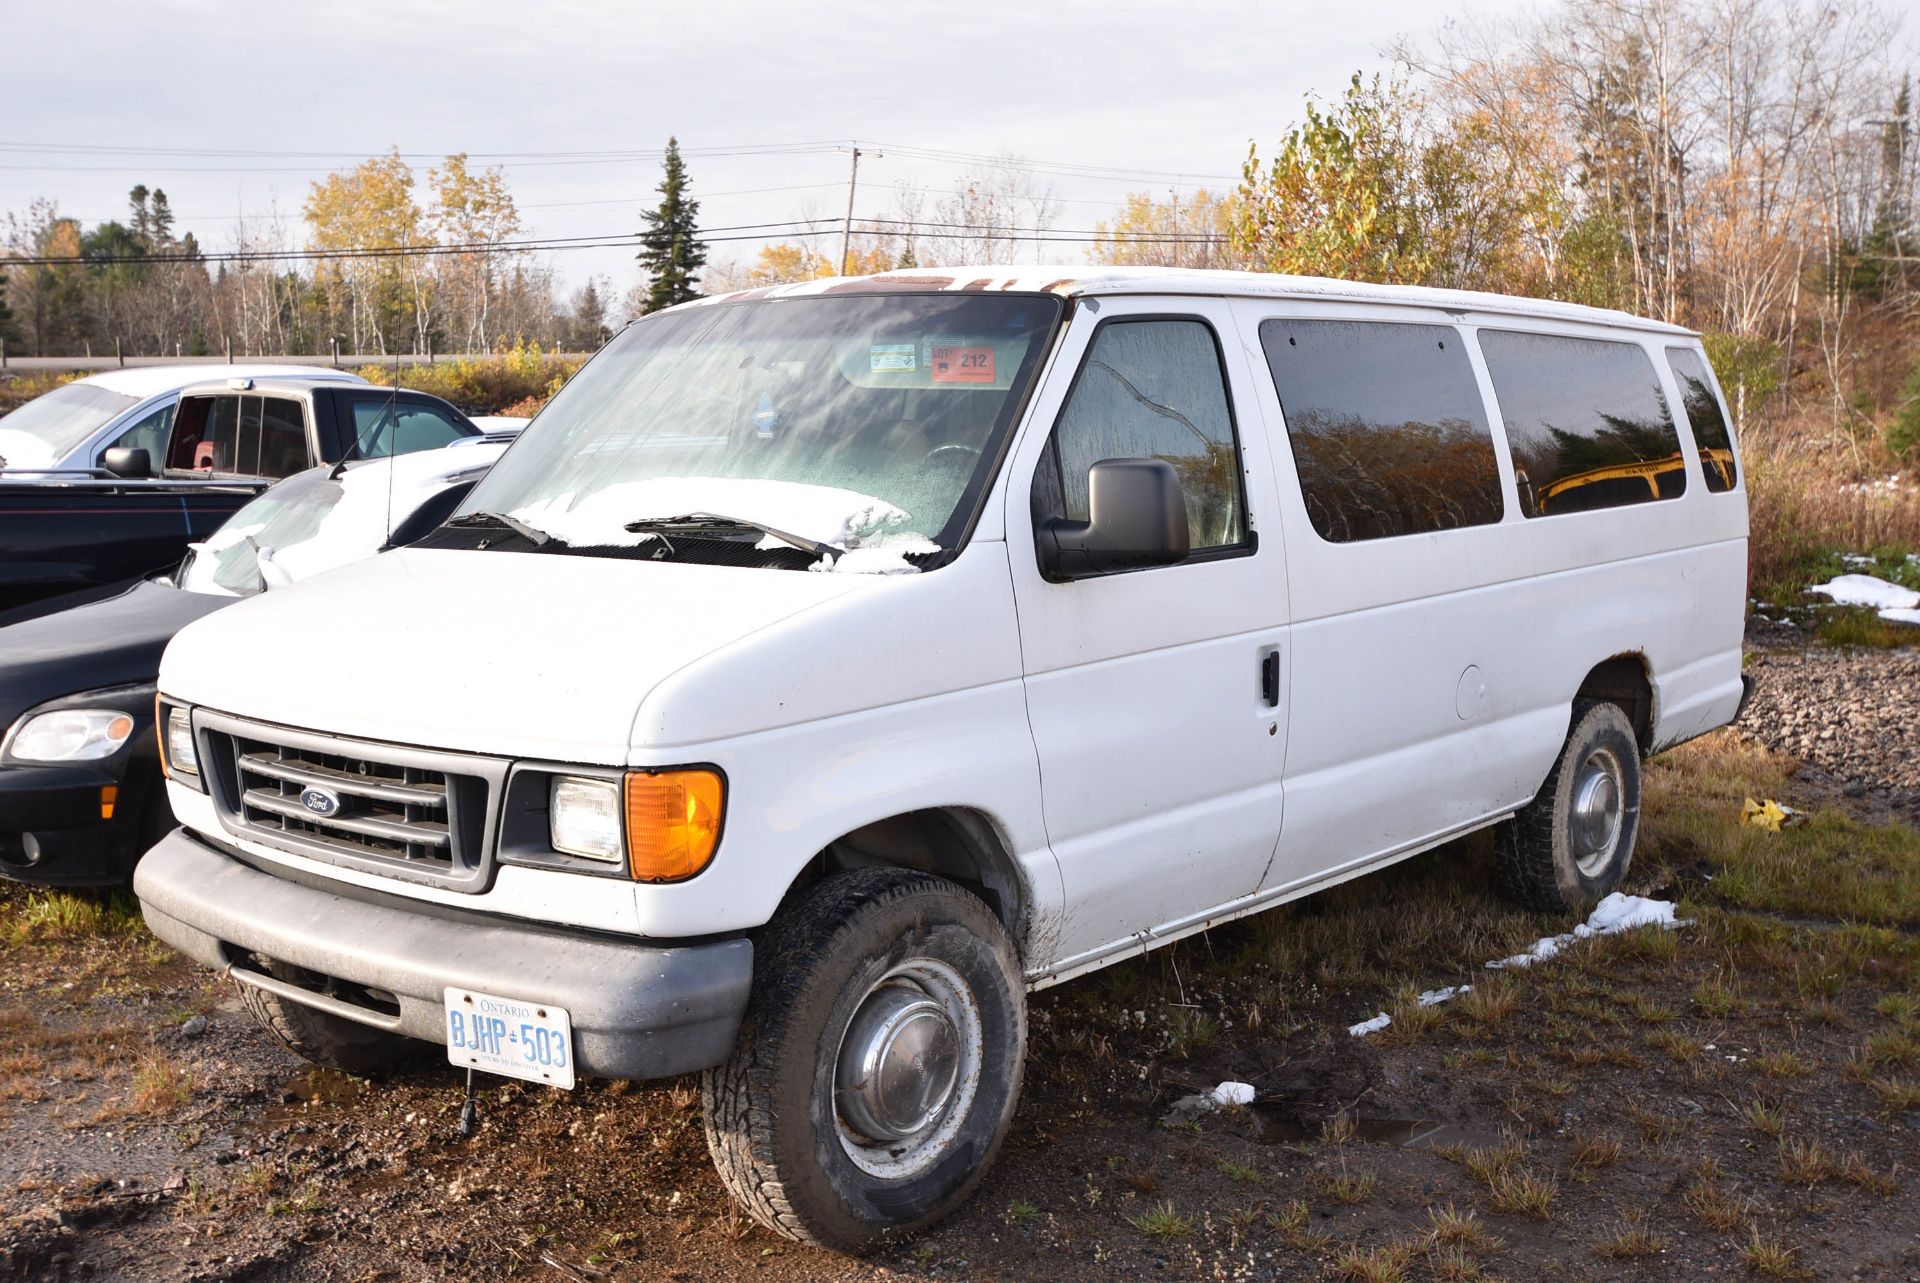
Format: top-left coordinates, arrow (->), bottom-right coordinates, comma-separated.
1260,650 -> 1280,708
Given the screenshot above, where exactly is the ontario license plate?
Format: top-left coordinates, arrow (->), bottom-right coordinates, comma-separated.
443,987 -> 576,1090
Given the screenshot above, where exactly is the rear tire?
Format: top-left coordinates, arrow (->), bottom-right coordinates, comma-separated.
237,960 -> 423,1077
1496,699 -> 1642,913
701,869 -> 1026,1253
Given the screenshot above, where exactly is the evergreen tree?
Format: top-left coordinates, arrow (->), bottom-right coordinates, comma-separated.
0,271 -> 16,345
637,138 -> 707,313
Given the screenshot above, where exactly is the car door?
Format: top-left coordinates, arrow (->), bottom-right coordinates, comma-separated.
1005,298 -> 1291,970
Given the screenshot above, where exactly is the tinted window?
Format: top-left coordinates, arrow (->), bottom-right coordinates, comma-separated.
1260,319 -> 1502,542
200,397 -> 242,472
1666,347 -> 1737,492
1043,319 -> 1246,552
259,397 -> 309,478
349,398 -> 469,459
1479,331 -> 1683,518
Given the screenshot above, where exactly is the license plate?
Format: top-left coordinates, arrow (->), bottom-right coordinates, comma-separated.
443,987 -> 576,1090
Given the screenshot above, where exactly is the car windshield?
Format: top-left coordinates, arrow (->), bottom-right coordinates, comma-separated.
454,293 -> 1062,566
0,383 -> 139,461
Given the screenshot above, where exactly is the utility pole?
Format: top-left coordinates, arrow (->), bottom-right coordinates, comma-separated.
840,146 -> 863,276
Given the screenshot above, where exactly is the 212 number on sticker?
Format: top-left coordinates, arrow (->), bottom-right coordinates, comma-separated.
931,346 -> 995,384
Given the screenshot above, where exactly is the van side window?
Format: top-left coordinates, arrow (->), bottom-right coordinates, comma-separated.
1665,347 -> 1737,493
1037,318 -> 1248,553
1479,330 -> 1684,518
1259,319 -> 1503,542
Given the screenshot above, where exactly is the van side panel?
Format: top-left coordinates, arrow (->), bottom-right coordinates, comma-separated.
1235,299 -> 1746,897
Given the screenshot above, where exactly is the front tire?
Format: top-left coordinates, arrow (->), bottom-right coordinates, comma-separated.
701,869 -> 1026,1253
1496,699 -> 1642,913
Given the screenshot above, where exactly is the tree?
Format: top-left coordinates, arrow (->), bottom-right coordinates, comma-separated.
1232,74 -> 1445,284
431,154 -> 523,350
638,138 -> 707,313
0,270 -> 16,346
566,277 -> 612,350
305,150 -> 431,353
1091,189 -> 1241,268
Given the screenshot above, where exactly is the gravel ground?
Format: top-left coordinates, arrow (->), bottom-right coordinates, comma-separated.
1737,616 -> 1920,823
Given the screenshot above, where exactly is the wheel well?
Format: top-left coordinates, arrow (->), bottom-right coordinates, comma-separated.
774,809 -> 1028,956
1576,654 -> 1655,753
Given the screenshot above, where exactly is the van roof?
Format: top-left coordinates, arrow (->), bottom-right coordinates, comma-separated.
694,265 -> 1697,338
74,363 -> 367,399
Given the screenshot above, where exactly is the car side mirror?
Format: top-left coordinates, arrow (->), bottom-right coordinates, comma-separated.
101,447 -> 153,478
1037,458 -> 1191,581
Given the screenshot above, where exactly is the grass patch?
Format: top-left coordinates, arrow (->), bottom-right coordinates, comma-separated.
2,889 -> 144,948
1330,1241 -> 1418,1283
1125,1200 -> 1193,1238
1814,605 -> 1919,648
1642,735 -> 1920,928
1593,1211 -> 1666,1259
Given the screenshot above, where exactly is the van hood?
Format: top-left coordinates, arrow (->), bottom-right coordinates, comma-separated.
158,547 -> 870,763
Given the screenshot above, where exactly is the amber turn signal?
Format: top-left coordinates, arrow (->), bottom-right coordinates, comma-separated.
624,769 -> 724,882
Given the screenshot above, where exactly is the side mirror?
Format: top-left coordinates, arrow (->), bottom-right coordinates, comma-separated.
1038,458 -> 1191,581
101,447 -> 153,478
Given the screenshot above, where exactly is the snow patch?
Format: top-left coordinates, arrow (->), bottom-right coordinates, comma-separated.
1161,1080 -> 1258,1123
1348,1012 -> 1392,1037
1807,572 -> 1920,622
1347,987 -> 1469,1038
811,534 -> 941,576
1487,893 -> 1690,970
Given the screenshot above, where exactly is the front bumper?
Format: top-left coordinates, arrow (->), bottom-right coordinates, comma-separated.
135,829 -> 754,1080
0,762 -> 142,886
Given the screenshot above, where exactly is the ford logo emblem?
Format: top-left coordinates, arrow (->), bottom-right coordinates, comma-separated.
299,787 -> 342,818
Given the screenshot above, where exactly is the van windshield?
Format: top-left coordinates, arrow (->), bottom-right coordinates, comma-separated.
453,293 -> 1062,567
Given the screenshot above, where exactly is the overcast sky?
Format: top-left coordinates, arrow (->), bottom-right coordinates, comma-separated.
5,0 -> 1551,296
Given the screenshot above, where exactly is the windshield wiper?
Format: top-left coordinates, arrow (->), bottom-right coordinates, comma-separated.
623,513 -> 842,563
447,510 -> 553,547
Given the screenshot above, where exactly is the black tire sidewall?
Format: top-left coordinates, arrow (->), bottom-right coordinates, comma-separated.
762,882 -> 1025,1247
1548,703 -> 1642,905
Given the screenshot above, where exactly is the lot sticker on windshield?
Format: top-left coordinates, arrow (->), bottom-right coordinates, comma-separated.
869,343 -> 917,372
931,345 -> 996,384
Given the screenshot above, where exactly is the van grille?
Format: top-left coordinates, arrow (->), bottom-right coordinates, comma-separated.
200,714 -> 502,892
236,742 -> 457,866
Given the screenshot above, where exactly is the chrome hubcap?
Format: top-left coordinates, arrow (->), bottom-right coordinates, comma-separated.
836,987 -> 960,1141
1570,747 -> 1624,877
832,959 -> 982,1179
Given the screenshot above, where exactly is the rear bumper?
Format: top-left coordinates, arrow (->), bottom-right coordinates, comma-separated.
134,829 -> 754,1080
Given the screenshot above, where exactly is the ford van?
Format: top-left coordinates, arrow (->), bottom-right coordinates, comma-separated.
134,267 -> 1748,1251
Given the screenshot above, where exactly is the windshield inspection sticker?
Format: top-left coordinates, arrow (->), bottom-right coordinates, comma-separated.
870,343 -> 917,372
931,345 -> 996,384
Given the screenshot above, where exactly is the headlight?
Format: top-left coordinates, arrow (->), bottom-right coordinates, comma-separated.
160,704 -> 200,782
549,776 -> 623,862
4,709 -> 136,762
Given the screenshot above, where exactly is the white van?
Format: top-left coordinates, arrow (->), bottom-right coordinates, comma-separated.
135,267 -> 1748,1251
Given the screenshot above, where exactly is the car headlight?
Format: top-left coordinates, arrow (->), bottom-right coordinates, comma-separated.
158,702 -> 201,785
547,769 -> 725,880
549,776 -> 623,863
4,708 -> 136,763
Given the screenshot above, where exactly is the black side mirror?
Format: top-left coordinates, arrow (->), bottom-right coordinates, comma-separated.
101,447 -> 153,478
1038,458 -> 1191,581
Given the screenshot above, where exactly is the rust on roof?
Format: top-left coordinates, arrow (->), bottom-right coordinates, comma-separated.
820,274 -> 958,294
961,277 -> 993,291
1039,278 -> 1079,294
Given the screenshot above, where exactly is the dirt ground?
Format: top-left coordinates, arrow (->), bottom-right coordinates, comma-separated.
3,633 -> 1917,1281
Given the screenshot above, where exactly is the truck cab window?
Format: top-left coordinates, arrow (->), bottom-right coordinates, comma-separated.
98,401 -> 175,466
1037,318 -> 1247,553
350,399 -> 468,458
